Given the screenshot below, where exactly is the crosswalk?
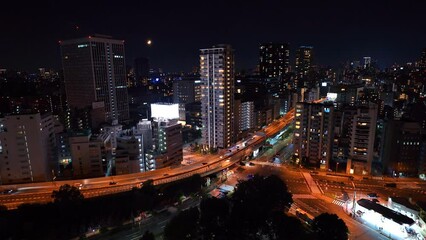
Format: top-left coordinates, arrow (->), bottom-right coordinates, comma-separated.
332,199 -> 346,206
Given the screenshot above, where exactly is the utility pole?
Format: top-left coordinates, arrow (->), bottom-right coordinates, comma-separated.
351,181 -> 356,218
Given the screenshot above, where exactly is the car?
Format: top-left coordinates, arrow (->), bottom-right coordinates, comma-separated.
202,162 -> 207,165
2,189 -> 16,194
109,181 -> 117,185
372,199 -> 380,204
239,161 -> 246,166
249,162 -> 255,166
164,174 -> 169,177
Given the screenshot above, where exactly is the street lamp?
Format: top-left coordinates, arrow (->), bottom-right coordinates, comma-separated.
335,162 -> 339,174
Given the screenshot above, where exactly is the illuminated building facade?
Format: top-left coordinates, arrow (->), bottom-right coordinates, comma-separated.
60,35 -> 129,128
293,102 -> 334,169
295,46 -> 313,89
259,43 -> 290,78
150,103 -> 183,168
347,103 -> 377,175
200,45 -> 235,149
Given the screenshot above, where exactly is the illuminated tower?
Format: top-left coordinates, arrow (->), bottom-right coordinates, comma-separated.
259,43 -> 290,78
200,45 -> 235,149
295,46 -> 313,89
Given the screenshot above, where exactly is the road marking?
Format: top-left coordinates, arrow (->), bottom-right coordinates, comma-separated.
332,199 -> 346,206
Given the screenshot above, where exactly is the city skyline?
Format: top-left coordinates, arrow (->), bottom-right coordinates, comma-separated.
1,0 -> 426,72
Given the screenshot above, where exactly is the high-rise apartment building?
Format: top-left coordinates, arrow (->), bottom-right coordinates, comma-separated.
293,102 -> 334,169
295,46 -> 314,88
60,35 -> 130,128
347,103 -> 378,175
200,45 -> 235,149
0,113 -> 56,183
259,43 -> 290,78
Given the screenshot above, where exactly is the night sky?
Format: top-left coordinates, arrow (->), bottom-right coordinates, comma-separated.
1,0 -> 425,72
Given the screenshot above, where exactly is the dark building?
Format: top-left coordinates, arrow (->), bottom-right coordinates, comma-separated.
173,79 -> 201,121
259,43 -> 290,78
421,48 -> 426,68
60,35 -> 130,129
185,101 -> 202,128
134,57 -> 150,86
382,120 -> 423,177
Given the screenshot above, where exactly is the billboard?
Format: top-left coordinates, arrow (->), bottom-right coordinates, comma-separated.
151,103 -> 179,119
326,93 -> 338,102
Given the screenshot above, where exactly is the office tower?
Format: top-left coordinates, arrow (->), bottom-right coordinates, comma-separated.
293,102 -> 334,169
0,113 -> 56,183
60,35 -> 130,129
347,103 -> 377,175
295,46 -> 313,89
134,57 -> 150,86
259,43 -> 290,78
382,120 -> 422,177
200,45 -> 235,149
173,79 -> 202,121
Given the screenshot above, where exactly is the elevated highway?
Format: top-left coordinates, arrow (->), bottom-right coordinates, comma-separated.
0,107 -> 298,209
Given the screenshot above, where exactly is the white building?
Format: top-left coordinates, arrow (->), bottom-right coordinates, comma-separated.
200,45 -> 235,149
0,113 -> 56,183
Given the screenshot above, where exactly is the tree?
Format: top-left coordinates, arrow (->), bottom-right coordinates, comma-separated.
262,211 -> 309,240
229,174 -> 293,239
164,207 -> 199,240
199,198 -> 229,239
312,213 -> 349,240
140,230 -> 155,240
51,184 -> 84,205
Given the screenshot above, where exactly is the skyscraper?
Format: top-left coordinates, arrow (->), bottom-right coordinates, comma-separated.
60,35 -> 130,129
259,43 -> 290,78
200,45 -> 235,149
295,46 -> 314,88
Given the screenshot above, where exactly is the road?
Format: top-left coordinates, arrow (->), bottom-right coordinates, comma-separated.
0,106 -> 296,209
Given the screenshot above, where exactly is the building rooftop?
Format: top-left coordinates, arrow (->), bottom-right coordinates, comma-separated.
357,199 -> 415,225
390,197 -> 420,211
